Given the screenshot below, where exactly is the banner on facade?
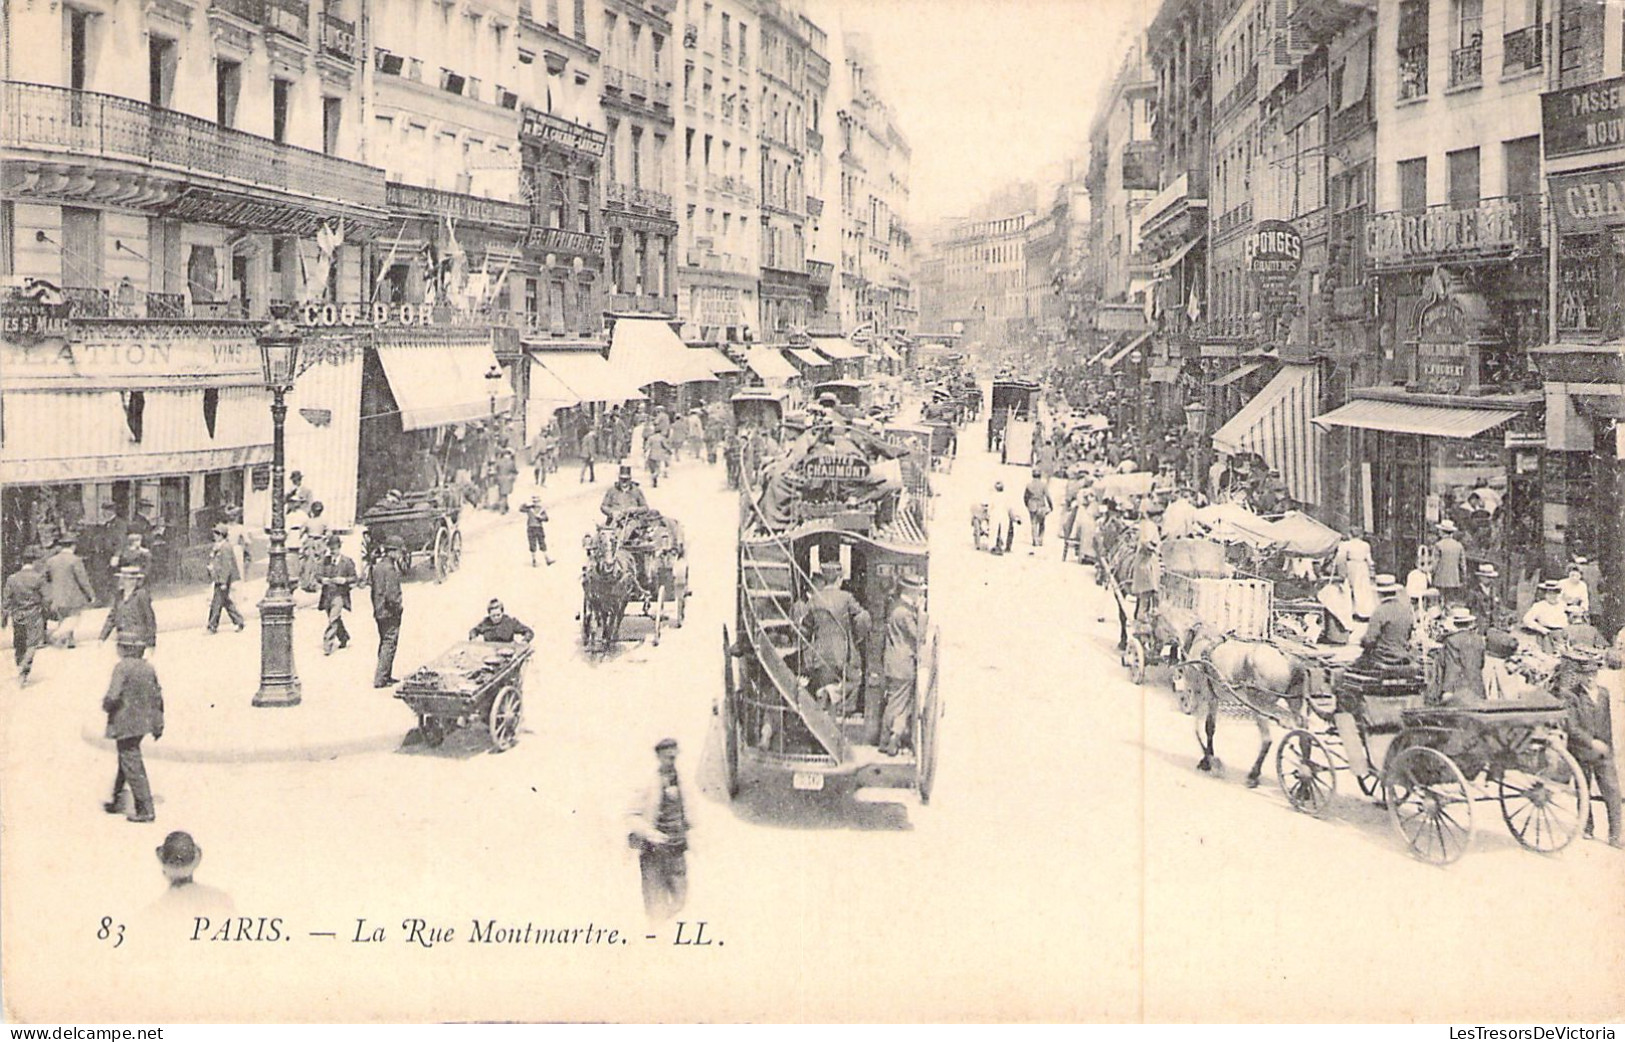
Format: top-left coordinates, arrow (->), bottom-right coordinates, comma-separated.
1,322 -> 263,388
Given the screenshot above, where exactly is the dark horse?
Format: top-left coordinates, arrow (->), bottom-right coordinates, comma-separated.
580,525 -> 632,654
1184,623 -> 1312,788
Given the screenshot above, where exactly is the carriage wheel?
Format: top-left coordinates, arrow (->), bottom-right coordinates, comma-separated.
448,530 -> 463,573
420,716 -> 447,748
721,626 -> 740,799
651,582 -> 665,647
487,684 -> 521,752
1383,745 -> 1474,865
1277,729 -> 1338,817
673,579 -> 687,627
1122,636 -> 1147,686
432,527 -> 450,584
1498,743 -> 1588,854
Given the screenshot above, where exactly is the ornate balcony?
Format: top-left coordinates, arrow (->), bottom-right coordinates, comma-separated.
526,226 -> 605,256
603,65 -> 624,91
605,181 -> 673,215
805,127 -> 823,152
0,81 -> 386,212
1398,45 -> 1429,100
1503,26 -> 1541,76
1448,43 -> 1482,89
262,0 -> 308,40
806,195 -> 823,218
1365,194 -> 1544,270
653,80 -> 672,106
607,292 -> 677,314
626,72 -> 649,99
211,0 -> 263,21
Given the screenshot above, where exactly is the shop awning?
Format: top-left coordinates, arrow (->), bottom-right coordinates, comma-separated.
529,352 -> 646,405
608,317 -> 719,386
810,336 -> 867,361
693,347 -> 742,375
789,347 -> 832,369
1211,363 -> 1323,506
1158,236 -> 1202,272
1210,362 -> 1265,387
1084,342 -> 1118,366
1100,332 -> 1150,372
878,343 -> 904,363
375,334 -> 513,431
1312,398 -> 1521,439
745,349 -> 801,383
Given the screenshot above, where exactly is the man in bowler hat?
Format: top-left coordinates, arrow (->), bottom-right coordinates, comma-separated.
370,535 -> 406,687
104,640 -> 163,823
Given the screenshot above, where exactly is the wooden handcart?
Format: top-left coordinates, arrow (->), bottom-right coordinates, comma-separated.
361,487 -> 463,584
396,640 -> 532,751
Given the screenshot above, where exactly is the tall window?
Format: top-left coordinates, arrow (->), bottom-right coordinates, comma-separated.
630,126 -> 643,187
549,173 -> 567,228
573,0 -> 586,43
578,177 -> 593,232
1397,0 -> 1429,99
272,79 -> 292,143
1448,0 -> 1483,86
1446,147 -> 1480,205
1503,136 -> 1540,197
148,36 -> 176,107
322,97 -> 342,155
69,10 -> 91,90
545,0 -> 559,28
60,206 -> 102,289
216,60 -> 241,127
1399,157 -> 1428,211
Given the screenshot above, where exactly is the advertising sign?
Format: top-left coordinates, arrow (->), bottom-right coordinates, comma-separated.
1542,75 -> 1625,160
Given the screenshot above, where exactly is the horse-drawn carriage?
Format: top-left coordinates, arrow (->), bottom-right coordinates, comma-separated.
396,640 -> 531,751
360,486 -> 463,583
580,509 -> 689,653
721,432 -> 941,803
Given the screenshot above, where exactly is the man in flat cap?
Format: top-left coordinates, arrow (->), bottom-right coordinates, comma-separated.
1554,645 -> 1620,848
370,535 -> 406,687
3,546 -> 50,684
103,639 -> 163,823
205,524 -> 245,635
628,738 -> 690,921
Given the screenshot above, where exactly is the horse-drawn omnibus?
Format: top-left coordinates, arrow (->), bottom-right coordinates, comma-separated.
721,425 -> 943,803
987,379 -> 1041,463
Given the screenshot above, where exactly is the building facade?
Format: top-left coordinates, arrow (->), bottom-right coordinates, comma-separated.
757,0 -> 810,339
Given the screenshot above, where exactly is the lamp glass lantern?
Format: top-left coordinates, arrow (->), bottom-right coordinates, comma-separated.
259,332 -> 302,392
1184,401 -> 1209,435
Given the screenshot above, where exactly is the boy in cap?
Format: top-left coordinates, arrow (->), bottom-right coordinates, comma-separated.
100,566 -> 157,651
520,496 -> 554,566
205,524 -> 245,634
2,546 -> 50,683
103,641 -> 163,823
1553,645 -> 1621,847
468,599 -> 534,644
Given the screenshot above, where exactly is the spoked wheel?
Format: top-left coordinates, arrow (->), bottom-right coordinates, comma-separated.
420,716 -> 447,748
1383,745 -> 1474,865
1277,729 -> 1338,817
673,580 -> 687,627
432,527 -> 450,583
448,530 -> 463,573
651,582 -> 665,646
1498,743 -> 1589,854
1122,636 -> 1147,686
487,684 -> 521,752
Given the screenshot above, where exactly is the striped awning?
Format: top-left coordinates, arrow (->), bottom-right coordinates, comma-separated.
1210,362 -> 1266,387
1312,398 -> 1522,439
529,352 -> 646,405
1211,363 -> 1323,506
1100,331 -> 1150,372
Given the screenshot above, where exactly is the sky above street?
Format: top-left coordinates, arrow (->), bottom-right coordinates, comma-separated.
815,0 -> 1153,228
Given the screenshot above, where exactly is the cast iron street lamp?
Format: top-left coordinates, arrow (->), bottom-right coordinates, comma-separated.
254,321 -> 303,708
485,363 -> 506,444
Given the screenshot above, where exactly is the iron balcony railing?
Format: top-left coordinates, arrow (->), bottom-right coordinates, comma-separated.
1449,42 -> 1482,88
263,0 -> 309,39
0,81 -> 386,207
1365,193 -> 1544,268
606,292 -> 677,314
210,0 -> 263,22
386,181 -> 529,227
1503,25 -> 1542,76
603,65 -> 624,91
525,226 -> 605,255
626,72 -> 649,98
606,181 -> 673,214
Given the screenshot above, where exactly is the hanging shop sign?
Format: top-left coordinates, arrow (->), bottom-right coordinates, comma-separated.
1244,220 -> 1303,298
519,107 -> 608,156
1541,75 -> 1625,160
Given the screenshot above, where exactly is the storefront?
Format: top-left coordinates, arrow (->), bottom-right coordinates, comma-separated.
606,316 -> 719,414
1,317 -> 272,585
357,326 -> 514,514
1314,391 -> 1543,594
1210,362 -> 1324,508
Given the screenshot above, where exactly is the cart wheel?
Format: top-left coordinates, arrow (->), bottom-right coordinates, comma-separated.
1383,745 -> 1474,865
1122,636 -> 1147,685
673,579 -> 687,627
1277,729 -> 1338,817
487,684 -> 521,752
421,717 -> 447,748
651,582 -> 665,646
1498,743 -> 1589,854
449,530 -> 463,573
432,527 -> 450,584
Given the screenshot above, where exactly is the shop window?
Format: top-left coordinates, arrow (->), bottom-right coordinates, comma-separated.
122,391 -> 146,443
203,388 -> 219,438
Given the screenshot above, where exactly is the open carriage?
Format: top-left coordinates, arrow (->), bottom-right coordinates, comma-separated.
722,432 -> 941,803
360,486 -> 463,583
580,509 -> 689,653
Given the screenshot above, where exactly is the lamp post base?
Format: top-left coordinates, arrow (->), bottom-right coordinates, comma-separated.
253,590 -> 302,707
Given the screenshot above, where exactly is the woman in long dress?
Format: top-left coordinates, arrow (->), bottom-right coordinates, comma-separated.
1332,526 -> 1376,619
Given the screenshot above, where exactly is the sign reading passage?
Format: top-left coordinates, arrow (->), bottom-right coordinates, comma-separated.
1542,75 -> 1625,160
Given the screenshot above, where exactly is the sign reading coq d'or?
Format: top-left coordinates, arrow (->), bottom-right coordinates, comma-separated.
1543,75 -> 1625,160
